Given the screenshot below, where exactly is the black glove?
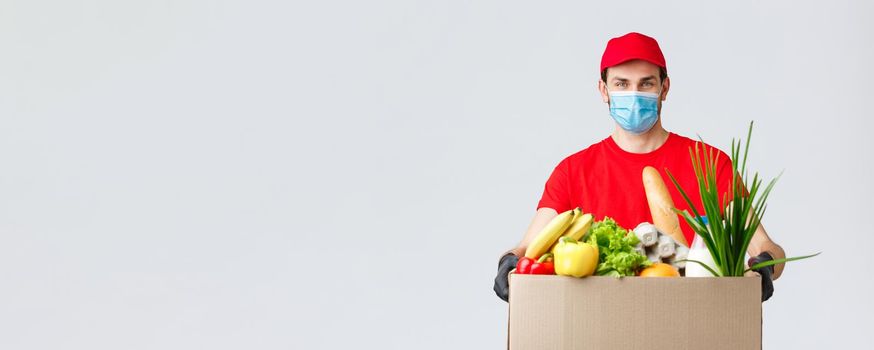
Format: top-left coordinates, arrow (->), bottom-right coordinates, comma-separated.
493,253 -> 519,302
748,252 -> 775,302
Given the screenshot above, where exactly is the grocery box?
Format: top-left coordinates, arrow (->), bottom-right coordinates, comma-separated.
508,274 -> 761,349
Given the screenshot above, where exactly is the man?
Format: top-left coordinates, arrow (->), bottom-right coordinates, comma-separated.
493,32 -> 786,302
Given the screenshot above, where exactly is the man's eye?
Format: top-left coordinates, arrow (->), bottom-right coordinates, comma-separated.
615,82 -> 627,87
643,82 -> 653,87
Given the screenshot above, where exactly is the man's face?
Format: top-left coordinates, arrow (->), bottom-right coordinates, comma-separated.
598,59 -> 670,114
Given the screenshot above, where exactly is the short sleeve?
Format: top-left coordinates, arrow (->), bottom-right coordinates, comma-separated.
536,158 -> 572,213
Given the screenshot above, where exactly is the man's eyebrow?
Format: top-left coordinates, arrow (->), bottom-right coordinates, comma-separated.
639,75 -> 657,81
611,77 -> 629,82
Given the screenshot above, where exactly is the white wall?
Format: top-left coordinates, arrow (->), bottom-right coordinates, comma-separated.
0,0 -> 870,348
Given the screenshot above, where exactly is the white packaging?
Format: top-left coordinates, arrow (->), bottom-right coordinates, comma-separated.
633,223 -> 659,247
668,245 -> 690,269
656,234 -> 676,258
685,235 -> 720,277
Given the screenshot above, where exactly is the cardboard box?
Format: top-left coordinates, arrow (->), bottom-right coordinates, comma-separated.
508,274 -> 761,349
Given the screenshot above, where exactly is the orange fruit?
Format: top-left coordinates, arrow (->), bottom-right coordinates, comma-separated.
639,263 -> 680,277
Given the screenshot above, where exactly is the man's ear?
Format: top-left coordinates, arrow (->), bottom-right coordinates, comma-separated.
660,76 -> 670,101
598,80 -> 609,103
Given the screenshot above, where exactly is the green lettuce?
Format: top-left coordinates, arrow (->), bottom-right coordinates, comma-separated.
588,217 -> 651,277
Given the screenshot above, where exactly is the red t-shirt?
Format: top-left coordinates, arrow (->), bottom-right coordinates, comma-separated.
537,132 -> 733,245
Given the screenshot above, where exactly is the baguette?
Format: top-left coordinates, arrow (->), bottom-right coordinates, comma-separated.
642,166 -> 689,247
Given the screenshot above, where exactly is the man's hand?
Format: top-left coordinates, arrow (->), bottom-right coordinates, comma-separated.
748,252 -> 775,302
494,208 -> 558,302
493,253 -> 518,302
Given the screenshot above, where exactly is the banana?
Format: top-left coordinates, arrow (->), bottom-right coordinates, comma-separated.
525,208 -> 578,259
563,213 -> 594,241
548,212 -> 594,253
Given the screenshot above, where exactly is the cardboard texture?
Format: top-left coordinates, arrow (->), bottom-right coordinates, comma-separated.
508,275 -> 761,350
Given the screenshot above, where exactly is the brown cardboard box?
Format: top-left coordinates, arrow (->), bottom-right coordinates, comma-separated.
508,274 -> 761,350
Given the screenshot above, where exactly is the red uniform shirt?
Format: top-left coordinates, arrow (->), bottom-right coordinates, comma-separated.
537,132 -> 733,245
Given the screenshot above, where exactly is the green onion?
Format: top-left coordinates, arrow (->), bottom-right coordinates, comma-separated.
666,121 -> 818,277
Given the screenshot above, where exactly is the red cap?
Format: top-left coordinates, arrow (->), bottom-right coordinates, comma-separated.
600,32 -> 666,73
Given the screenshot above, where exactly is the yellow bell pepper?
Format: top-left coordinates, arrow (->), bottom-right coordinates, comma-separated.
553,236 -> 599,278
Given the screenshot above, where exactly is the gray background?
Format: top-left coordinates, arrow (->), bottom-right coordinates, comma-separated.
0,0 -> 871,349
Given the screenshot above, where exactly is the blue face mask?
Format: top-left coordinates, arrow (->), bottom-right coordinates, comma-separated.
608,90 -> 661,134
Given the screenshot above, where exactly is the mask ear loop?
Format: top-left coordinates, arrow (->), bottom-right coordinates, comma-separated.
655,82 -> 666,117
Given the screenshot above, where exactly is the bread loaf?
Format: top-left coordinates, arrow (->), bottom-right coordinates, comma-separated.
642,166 -> 689,247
